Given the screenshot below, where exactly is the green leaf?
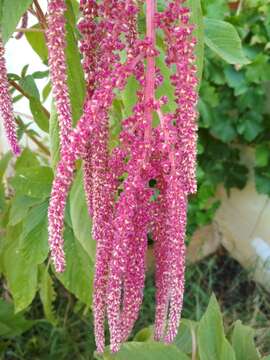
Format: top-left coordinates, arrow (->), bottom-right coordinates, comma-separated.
187,0 -> 204,84
49,0 -> 86,167
19,75 -> 40,100
256,145 -> 269,167
8,195 -> 41,226
221,339 -> 236,360
231,320 -> 260,360
174,319 -> 197,355
102,342 -> 190,360
0,299 -> 36,337
25,24 -> 48,62
10,166 -> 53,199
198,294 -> 225,360
70,170 -> 96,260
55,226 -> 94,306
43,82 -> 51,102
19,201 -> 49,265
15,148 -> 40,171
29,97 -> 50,133
65,0 -> 86,124
39,265 -> 57,325
254,171 -> 270,195
204,18 -> 250,64
1,0 -> 33,43
133,326 -> 153,342
3,224 -> 38,312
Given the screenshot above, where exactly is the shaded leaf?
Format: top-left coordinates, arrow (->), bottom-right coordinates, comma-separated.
70,169 -> 96,260
3,224 -> 38,312
10,166 -> 53,199
55,226 -> 94,306
1,0 -> 33,43
0,299 -> 36,337
102,342 -> 190,360
29,97 -> 50,133
198,294 -> 225,360
204,18 -> 250,64
19,201 -> 49,265
39,265 -> 57,325
232,320 -> 260,360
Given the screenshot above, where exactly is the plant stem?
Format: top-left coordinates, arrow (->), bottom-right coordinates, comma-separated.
33,0 -> 47,29
144,0 -> 156,152
15,28 -> 44,33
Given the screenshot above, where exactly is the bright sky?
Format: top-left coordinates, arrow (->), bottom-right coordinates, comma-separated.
1,0 -> 49,152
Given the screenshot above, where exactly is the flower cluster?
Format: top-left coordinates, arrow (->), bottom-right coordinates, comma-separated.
0,0 -> 199,354
0,37 -> 20,155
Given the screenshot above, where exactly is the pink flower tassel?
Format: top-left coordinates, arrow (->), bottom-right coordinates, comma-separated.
164,182 -> 187,342
0,37 -> 20,156
47,0 -> 73,152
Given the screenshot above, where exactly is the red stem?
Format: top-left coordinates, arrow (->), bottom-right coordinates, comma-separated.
144,0 -> 156,149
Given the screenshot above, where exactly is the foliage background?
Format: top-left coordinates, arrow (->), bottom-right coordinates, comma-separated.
0,0 -> 270,359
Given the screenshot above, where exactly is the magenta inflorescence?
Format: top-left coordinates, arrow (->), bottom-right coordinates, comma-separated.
0,37 -> 20,155
0,0 -> 199,354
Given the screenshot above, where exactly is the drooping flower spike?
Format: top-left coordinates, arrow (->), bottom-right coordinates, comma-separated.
0,37 -> 20,155
47,0 -> 73,152
47,0 -> 198,354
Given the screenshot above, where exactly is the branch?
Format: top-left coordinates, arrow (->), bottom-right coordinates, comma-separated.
15,27 -> 44,33
33,0 -> 47,29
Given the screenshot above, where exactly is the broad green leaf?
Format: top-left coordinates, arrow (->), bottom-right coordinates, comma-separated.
15,148 -> 40,171
55,226 -> 93,306
0,299 -> 36,337
29,97 -> 50,133
25,25 -> 48,62
102,342 -> 190,360
221,339 -> 236,360
134,326 -> 153,342
19,201 -> 49,265
204,18 -> 250,64
187,0 -> 204,84
8,195 -> 41,226
49,0 -> 86,167
3,224 -> 38,312
1,0 -> 33,43
232,320 -> 260,360
39,265 -> 57,325
70,170 -> 96,260
10,166 -> 53,199
65,0 -> 86,124
174,319 -> 197,355
198,294 -> 225,360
